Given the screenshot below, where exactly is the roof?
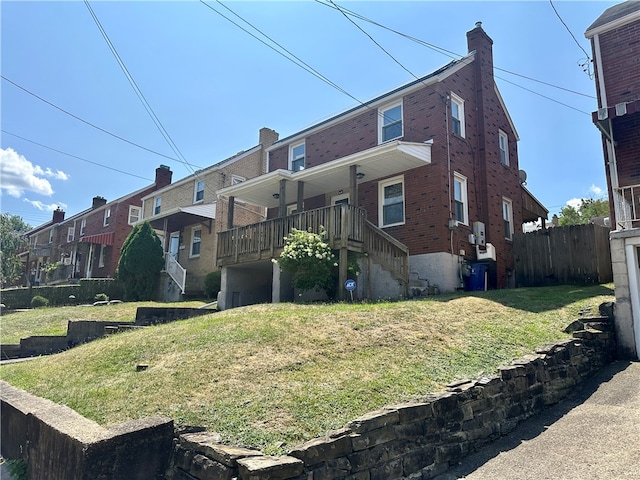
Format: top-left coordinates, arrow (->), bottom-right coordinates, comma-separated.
585,1 -> 640,37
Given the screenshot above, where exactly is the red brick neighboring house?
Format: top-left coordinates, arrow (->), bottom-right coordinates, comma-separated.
215,23 -> 547,309
586,0 -> 640,359
23,165 -> 172,285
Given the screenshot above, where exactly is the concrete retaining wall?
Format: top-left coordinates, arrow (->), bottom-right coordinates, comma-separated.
0,380 -> 174,480
166,317 -> 615,480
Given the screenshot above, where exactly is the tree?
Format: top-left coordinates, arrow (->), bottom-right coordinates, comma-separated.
558,198 -> 610,226
0,213 -> 31,287
116,222 -> 164,300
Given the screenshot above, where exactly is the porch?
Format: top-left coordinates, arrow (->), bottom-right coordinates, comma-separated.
614,184 -> 640,230
217,204 -> 409,300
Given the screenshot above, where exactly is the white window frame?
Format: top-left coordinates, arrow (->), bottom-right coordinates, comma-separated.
190,227 -> 202,258
80,219 -> 86,236
289,142 -> 305,172
286,204 -> 299,215
451,93 -> 465,138
103,208 -> 111,227
194,180 -> 205,203
98,244 -> 106,268
48,228 -> 54,244
331,193 -> 350,205
128,205 -> 141,225
499,130 -> 509,166
503,197 -> 514,241
67,226 -> 75,243
378,175 -> 405,228
453,173 -> 469,226
154,197 -> 162,215
231,174 -> 246,185
378,100 -> 403,144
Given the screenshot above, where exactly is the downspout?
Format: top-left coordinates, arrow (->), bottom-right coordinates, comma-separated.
593,33 -> 621,221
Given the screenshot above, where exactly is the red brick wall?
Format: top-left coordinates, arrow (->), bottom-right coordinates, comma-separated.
597,20 -> 640,107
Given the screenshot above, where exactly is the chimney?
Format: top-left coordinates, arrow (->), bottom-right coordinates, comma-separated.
92,196 -> 107,209
155,165 -> 173,188
466,21 -> 494,66
259,127 -> 279,149
52,208 -> 65,223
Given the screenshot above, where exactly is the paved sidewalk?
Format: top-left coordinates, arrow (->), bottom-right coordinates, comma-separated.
435,361 -> 640,480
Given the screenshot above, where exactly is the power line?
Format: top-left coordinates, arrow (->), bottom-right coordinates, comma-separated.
549,0 -> 592,60
315,0 -> 596,101
1,75 -> 186,164
2,129 -> 153,181
84,0 -> 196,175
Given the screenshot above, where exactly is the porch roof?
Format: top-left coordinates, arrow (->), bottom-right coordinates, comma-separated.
216,140 -> 433,208
145,203 -> 216,232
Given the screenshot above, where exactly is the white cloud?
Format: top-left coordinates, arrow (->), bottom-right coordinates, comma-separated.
589,184 -> 604,197
0,147 -> 69,198
566,197 -> 582,209
23,198 -> 67,212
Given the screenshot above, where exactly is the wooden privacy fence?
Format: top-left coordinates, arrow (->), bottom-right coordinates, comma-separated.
513,224 -> 612,287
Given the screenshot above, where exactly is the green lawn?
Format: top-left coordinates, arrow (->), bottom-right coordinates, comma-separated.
0,301 -> 207,344
0,285 -> 614,455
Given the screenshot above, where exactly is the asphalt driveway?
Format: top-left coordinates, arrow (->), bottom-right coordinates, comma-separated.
435,360 -> 640,480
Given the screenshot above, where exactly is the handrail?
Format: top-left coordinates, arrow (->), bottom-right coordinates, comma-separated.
363,220 -> 409,287
615,184 -> 640,228
165,254 -> 186,294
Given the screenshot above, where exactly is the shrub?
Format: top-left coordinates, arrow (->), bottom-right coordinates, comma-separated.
275,227 -> 337,293
204,271 -> 221,299
31,295 -> 49,308
94,293 -> 109,302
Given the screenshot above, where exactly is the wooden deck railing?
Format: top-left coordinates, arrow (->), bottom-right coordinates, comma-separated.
217,204 -> 366,266
363,220 -> 409,286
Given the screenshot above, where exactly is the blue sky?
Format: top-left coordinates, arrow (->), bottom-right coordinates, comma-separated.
1,1 -> 615,228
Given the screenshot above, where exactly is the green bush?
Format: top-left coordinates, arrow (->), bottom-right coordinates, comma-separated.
31,295 -> 49,308
204,271 -> 222,299
94,293 -> 109,302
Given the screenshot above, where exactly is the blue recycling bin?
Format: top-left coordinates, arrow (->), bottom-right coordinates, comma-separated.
467,263 -> 488,291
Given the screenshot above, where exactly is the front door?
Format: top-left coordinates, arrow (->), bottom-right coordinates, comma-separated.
169,232 -> 180,260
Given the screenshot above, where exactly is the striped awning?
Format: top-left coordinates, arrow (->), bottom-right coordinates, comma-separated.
81,232 -> 114,245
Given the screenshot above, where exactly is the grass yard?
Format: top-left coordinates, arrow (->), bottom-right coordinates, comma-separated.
0,301 -> 207,344
0,284 -> 614,454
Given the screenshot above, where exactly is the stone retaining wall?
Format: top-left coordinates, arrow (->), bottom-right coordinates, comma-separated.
0,380 -> 174,480
166,317 -> 615,480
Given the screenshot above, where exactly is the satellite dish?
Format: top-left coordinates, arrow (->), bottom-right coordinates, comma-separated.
519,170 -> 527,185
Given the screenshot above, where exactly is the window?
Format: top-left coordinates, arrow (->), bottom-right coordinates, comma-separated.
103,208 -> 111,226
98,244 -> 106,268
128,206 -> 141,225
451,93 -> 465,137
231,174 -> 245,185
379,176 -> 405,227
154,197 -> 162,215
67,226 -> 75,243
190,228 -> 202,257
379,101 -> 403,143
290,142 -> 305,171
194,180 -> 205,203
503,197 -> 514,240
48,229 -> 54,244
499,130 -> 509,166
453,173 -> 468,225
80,219 -> 86,236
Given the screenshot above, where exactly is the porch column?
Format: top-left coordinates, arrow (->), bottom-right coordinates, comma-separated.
338,203 -> 349,301
227,196 -> 235,230
350,165 -> 358,208
297,181 -> 304,212
278,179 -> 287,217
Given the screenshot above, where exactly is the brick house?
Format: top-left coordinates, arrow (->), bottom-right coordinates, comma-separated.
140,128 -> 278,299
586,0 -> 640,359
24,165 -> 172,285
215,23 -> 547,310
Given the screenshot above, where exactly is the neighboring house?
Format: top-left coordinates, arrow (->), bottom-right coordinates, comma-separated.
586,0 -> 640,360
23,165 -> 173,285
140,128 -> 278,299
215,23 -> 547,310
